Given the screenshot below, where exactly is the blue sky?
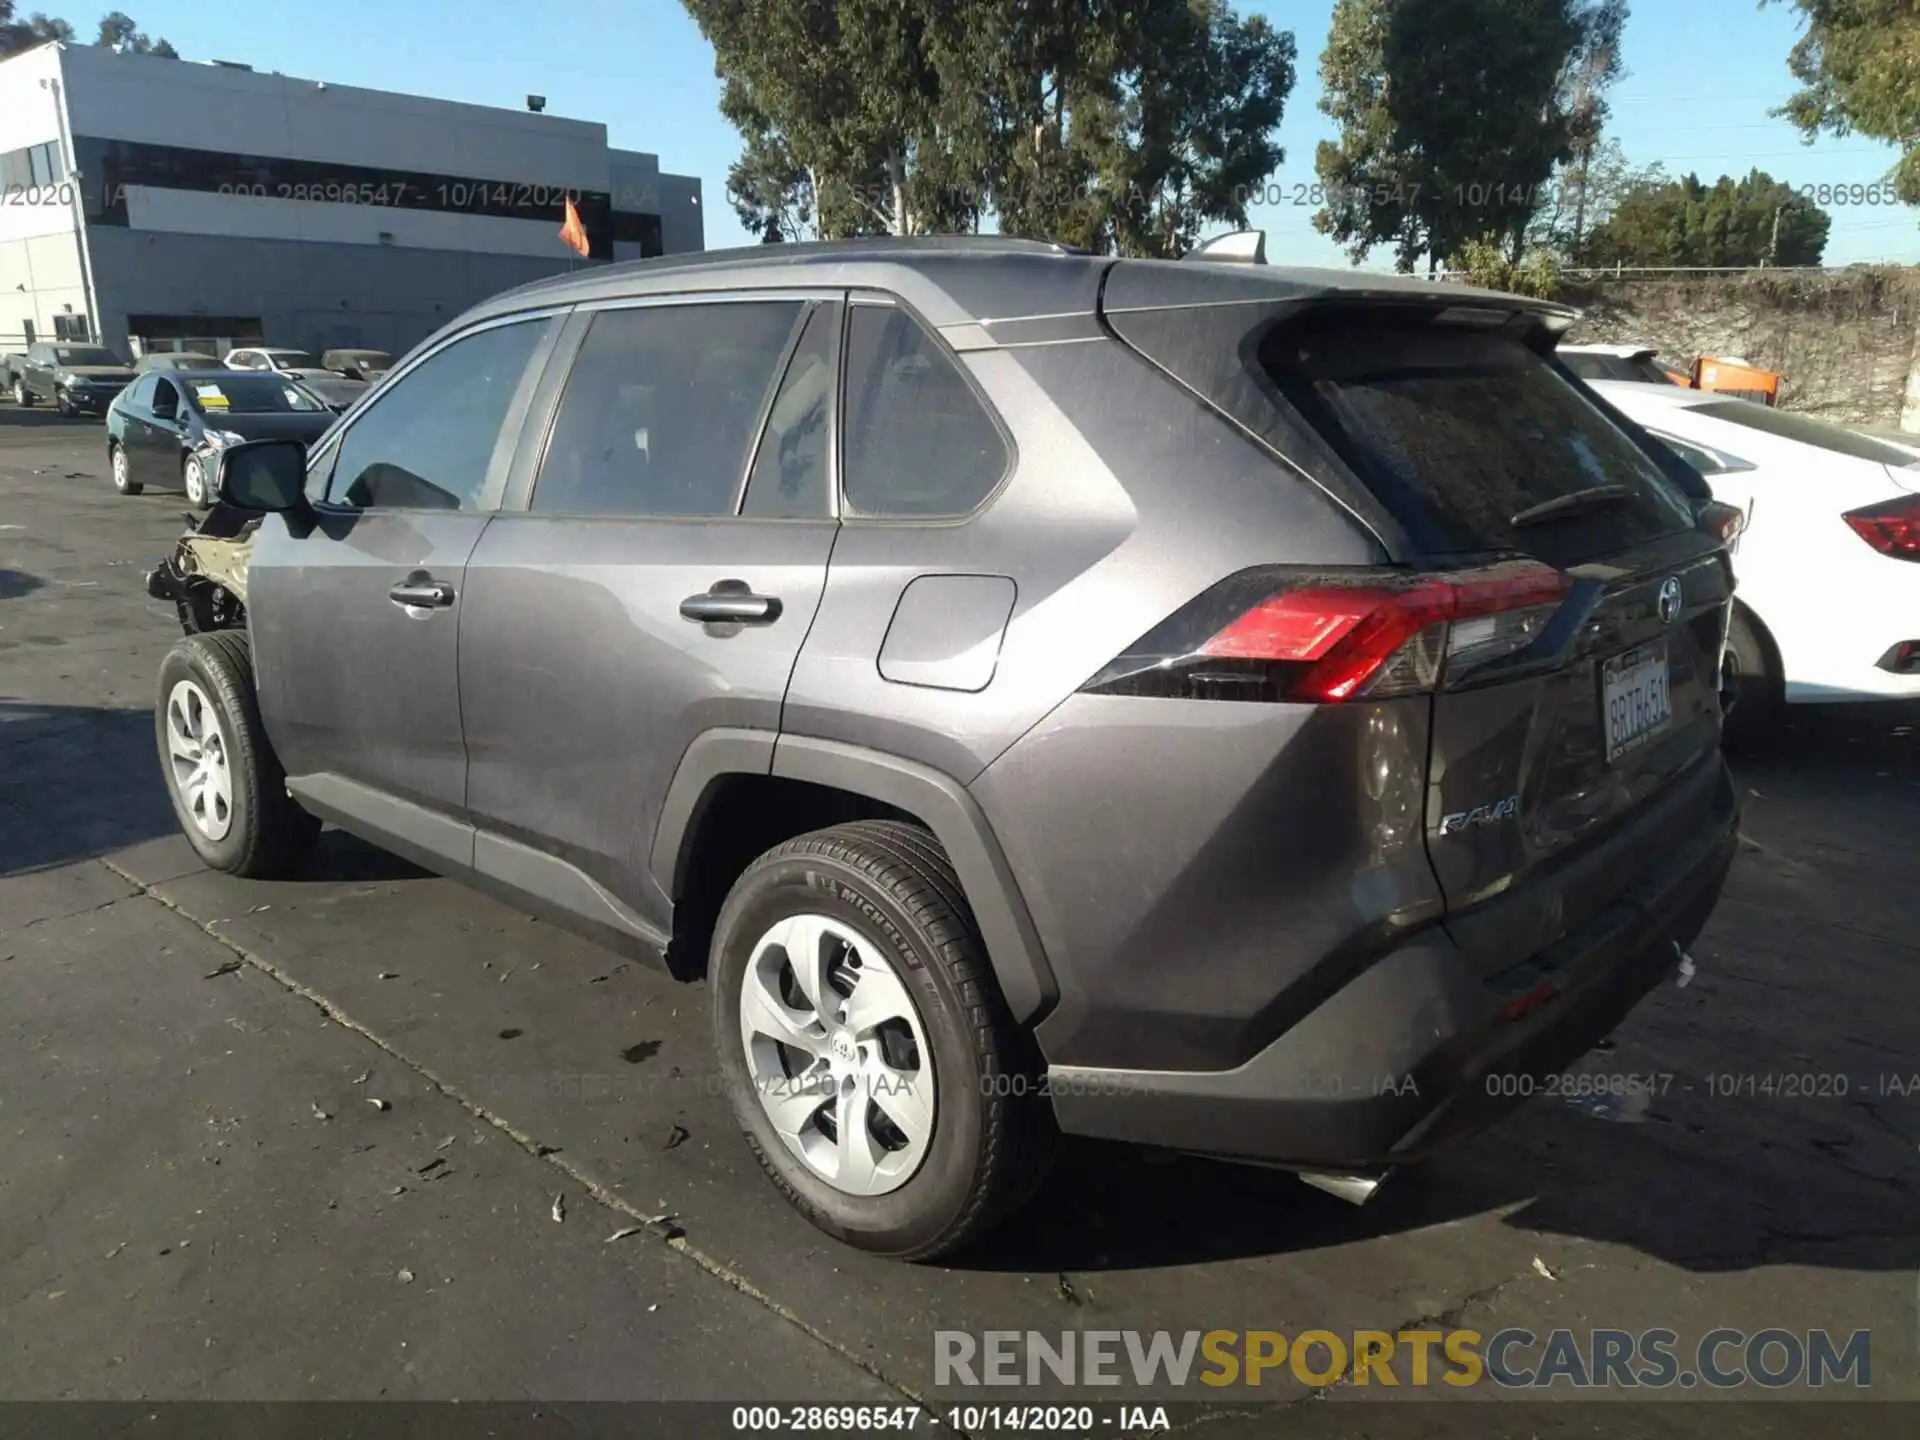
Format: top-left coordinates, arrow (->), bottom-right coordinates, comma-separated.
123,0 -> 1919,267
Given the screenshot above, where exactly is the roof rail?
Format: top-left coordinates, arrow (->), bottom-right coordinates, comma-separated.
1184,230 -> 1267,265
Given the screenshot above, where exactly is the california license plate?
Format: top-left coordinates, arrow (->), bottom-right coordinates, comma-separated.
1602,641 -> 1672,762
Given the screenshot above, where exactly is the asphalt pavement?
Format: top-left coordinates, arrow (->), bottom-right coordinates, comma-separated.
1,406 -> 1914,1431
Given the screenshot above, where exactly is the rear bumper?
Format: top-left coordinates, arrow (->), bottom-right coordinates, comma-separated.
1045,757 -> 1739,1167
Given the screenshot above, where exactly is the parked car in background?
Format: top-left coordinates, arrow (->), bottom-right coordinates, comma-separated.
0,352 -> 24,392
1559,343 -> 1688,386
1562,343 -> 1784,406
222,347 -> 334,382
294,374 -> 370,414
145,235 -> 1739,1262
136,352 -> 226,374
1591,381 -> 1920,725
12,341 -> 137,415
321,348 -> 392,381
106,369 -> 338,505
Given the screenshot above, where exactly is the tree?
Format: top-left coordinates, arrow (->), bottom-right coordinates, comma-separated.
2,5 -> 177,58
1579,169 -> 1832,267
1314,0 -> 1629,273
1525,137 -> 1667,254
931,0 -> 1294,255
96,10 -> 176,55
689,0 -> 1296,255
1767,0 -> 1920,205
1444,233 -> 1566,296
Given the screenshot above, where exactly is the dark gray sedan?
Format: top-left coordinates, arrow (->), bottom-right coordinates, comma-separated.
105,369 -> 337,506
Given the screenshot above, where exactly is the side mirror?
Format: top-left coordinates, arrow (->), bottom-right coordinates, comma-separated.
217,438 -> 310,512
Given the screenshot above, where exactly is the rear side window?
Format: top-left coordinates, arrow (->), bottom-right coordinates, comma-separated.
1262,320 -> 1694,556
533,301 -> 801,517
1692,400 -> 1920,466
841,305 -> 1008,518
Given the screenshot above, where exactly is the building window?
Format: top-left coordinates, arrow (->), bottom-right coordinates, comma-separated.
52,313 -> 92,342
72,135 -> 657,261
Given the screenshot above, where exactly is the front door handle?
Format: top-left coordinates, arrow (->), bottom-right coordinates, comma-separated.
680,579 -> 782,625
389,571 -> 456,609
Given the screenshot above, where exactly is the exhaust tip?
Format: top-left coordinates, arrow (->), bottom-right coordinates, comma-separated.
1298,1170 -> 1390,1206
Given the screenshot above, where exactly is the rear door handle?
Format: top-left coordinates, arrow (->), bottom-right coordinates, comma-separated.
680,580 -> 782,625
389,572 -> 456,609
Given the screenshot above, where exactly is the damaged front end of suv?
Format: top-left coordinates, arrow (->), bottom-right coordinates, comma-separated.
145,503 -> 258,635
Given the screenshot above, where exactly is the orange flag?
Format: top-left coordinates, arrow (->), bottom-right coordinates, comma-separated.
559,195 -> 590,258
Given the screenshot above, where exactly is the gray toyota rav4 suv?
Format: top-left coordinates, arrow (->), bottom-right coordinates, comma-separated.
152,236 -> 1740,1261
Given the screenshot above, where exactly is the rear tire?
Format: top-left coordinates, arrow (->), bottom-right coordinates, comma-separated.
156,631 -> 319,877
1722,605 -> 1782,750
710,820 -> 1055,1261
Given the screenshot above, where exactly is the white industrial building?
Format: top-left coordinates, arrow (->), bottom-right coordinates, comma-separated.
0,42 -> 703,360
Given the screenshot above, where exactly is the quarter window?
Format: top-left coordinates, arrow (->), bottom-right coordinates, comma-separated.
532,301 -> 802,517
841,305 -> 1009,518
742,303 -> 836,519
324,318 -> 548,511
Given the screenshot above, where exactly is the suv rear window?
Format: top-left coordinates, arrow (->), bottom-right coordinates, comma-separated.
1259,319 -> 1695,556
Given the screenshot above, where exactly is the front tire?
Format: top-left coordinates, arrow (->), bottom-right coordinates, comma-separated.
183,452 -> 211,508
10,377 -> 28,406
55,387 -> 73,417
110,443 -> 142,496
710,820 -> 1055,1261
156,632 -> 319,876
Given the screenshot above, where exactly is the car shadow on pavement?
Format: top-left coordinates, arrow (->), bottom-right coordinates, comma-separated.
0,569 -> 46,599
0,700 -> 428,883
0,407 -> 105,432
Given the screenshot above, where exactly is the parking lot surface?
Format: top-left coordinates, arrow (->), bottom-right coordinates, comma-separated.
2,409 -> 1914,1430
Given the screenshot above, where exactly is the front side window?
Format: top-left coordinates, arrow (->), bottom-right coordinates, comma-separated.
532,301 -> 802,517
325,318 -> 548,511
152,377 -> 179,414
841,305 -> 1009,518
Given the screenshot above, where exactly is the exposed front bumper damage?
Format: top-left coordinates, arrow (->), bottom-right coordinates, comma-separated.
145,508 -> 256,634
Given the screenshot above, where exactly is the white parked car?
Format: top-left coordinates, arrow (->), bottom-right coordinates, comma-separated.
221,347 -> 334,382
1589,380 -> 1920,721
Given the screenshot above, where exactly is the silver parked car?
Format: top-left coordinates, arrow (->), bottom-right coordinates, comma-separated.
150,236 -> 1740,1261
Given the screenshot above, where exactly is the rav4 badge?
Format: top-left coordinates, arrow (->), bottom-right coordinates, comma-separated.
1438,794 -> 1522,836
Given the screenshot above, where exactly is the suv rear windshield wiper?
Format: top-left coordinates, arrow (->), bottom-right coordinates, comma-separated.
1511,483 -> 1638,527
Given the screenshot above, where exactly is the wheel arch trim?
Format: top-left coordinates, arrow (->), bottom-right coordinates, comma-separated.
649,729 -> 1059,1025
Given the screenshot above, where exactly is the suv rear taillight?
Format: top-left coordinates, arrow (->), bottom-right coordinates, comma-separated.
1082,560 -> 1571,703
1843,494 -> 1920,561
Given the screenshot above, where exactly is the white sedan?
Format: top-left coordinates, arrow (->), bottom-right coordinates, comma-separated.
1588,380 -> 1920,717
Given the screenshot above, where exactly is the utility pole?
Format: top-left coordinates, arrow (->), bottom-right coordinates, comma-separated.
1765,205 -> 1781,267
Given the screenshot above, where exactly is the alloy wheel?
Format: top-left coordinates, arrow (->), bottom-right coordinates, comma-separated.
164,679 -> 234,842
184,455 -> 207,505
112,447 -> 130,493
737,912 -> 935,1197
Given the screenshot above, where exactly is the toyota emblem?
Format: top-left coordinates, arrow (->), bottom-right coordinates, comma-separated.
1657,577 -> 1683,625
